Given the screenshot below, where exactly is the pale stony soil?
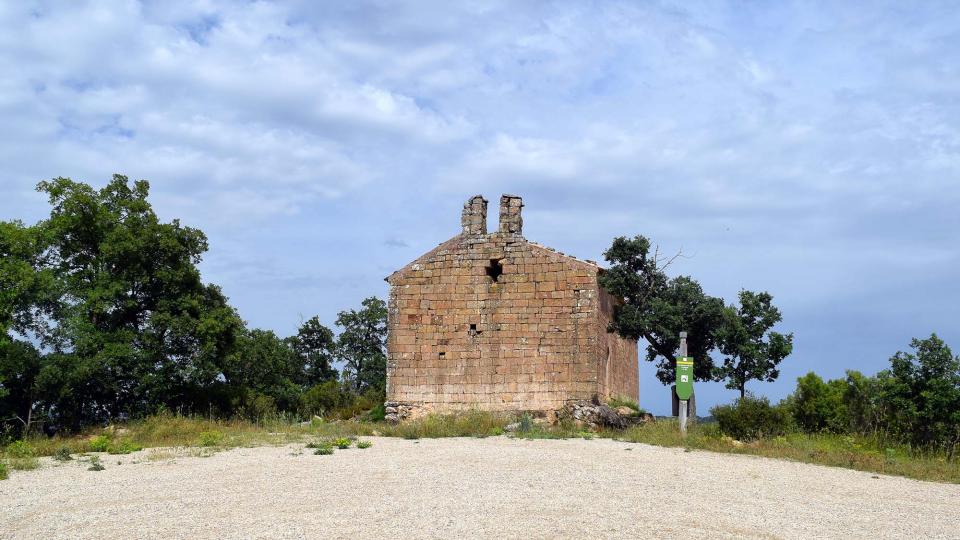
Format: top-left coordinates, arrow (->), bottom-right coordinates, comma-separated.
2,437 -> 958,540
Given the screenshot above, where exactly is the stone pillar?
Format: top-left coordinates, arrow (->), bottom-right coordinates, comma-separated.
461,195 -> 488,235
499,194 -> 523,235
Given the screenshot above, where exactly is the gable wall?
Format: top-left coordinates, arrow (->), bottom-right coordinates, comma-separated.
386,234 -> 606,413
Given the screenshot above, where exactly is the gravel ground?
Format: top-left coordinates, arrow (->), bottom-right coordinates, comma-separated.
2,436 -> 958,539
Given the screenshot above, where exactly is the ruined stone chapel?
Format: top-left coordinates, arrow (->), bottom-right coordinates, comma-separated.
384,195 -> 638,420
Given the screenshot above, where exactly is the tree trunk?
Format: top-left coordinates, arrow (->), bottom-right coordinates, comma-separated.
739,384 -> 746,399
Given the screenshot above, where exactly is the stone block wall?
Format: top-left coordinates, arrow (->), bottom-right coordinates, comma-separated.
385,194 -> 638,417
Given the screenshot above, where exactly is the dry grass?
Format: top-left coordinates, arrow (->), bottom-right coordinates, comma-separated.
608,419 -> 960,484
8,411 -> 958,484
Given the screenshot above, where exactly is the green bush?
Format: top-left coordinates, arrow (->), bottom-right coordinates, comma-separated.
87,456 -> 105,471
334,437 -> 352,449
313,446 -> 334,455
300,380 -> 352,417
197,431 -> 224,447
0,461 -> 7,480
712,394 -> 793,441
53,446 -> 73,461
367,401 -> 386,422
107,440 -> 142,454
790,372 -> 848,432
5,440 -> 35,458
518,413 -> 534,433
89,435 -> 110,452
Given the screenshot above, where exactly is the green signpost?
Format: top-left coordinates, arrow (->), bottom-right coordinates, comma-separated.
676,331 -> 693,436
676,357 -> 694,400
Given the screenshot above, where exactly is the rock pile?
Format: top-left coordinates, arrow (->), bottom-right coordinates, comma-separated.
558,400 -> 655,430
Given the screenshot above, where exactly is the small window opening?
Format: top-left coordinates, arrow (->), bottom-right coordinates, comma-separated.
438,351 -> 446,359
486,258 -> 503,282
469,323 -> 481,336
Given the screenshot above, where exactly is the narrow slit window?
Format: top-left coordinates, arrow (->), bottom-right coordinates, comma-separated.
486,258 -> 503,282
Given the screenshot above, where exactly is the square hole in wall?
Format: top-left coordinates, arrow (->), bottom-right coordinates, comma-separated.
485,258 -> 503,282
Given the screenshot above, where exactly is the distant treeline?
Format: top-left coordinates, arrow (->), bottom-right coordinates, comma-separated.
712,334 -> 960,457
0,176 -> 387,437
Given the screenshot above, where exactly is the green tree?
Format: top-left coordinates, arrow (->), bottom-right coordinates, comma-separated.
0,220 -> 57,346
5,175 -> 244,425
598,235 -> 725,383
222,328 -> 301,412
841,370 -> 885,435
880,334 -> 960,454
336,297 -> 387,394
712,290 -> 793,398
290,316 -> 337,386
0,340 -> 45,434
790,372 -> 847,432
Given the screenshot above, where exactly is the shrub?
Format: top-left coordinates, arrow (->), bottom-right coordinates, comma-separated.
198,431 -> 224,447
0,462 -> 7,480
712,394 -> 792,442
89,435 -> 110,452
790,372 -> 847,432
107,440 -> 142,455
6,440 -> 35,458
53,447 -> 73,461
518,413 -> 534,433
300,380 -> 352,417
356,440 -> 372,449
88,456 -> 105,471
313,446 -> 334,455
367,401 -> 386,422
334,437 -> 352,449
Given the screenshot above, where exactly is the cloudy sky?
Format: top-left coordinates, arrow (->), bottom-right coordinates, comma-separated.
1,1 -> 958,413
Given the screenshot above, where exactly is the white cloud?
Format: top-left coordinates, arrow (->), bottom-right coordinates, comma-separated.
2,0 -> 959,411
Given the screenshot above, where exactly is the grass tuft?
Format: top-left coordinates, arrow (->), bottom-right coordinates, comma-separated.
607,396 -> 645,414
356,440 -> 372,449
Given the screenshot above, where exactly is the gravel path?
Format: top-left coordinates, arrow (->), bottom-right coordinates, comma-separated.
2,437 -> 958,539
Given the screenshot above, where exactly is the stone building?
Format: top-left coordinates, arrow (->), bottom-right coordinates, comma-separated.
384,194 -> 638,420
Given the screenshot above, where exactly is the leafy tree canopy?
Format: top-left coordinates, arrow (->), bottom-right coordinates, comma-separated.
336,297 -> 387,394
598,235 -> 725,384
713,290 -> 793,398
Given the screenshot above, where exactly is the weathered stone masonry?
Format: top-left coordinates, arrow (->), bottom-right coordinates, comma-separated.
385,195 -> 638,420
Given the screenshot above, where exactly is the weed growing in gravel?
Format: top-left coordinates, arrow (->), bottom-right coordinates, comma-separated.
0,461 -> 7,479
313,446 -> 334,455
356,440 -> 372,449
53,446 -> 74,461
88,456 -> 105,471
334,437 -> 352,449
